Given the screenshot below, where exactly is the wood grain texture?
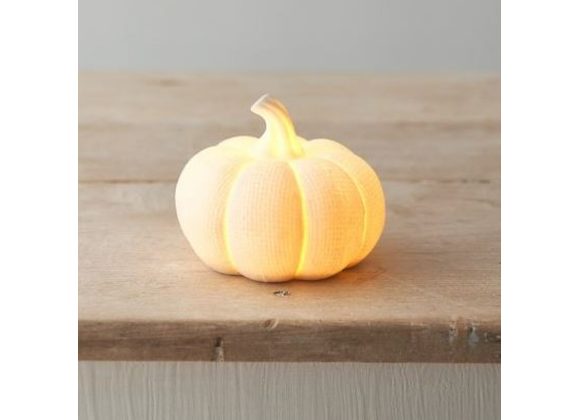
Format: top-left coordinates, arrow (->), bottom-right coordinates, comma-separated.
79,362 -> 500,420
79,73 -> 500,362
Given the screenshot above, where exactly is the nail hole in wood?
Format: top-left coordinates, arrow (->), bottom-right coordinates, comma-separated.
213,337 -> 224,362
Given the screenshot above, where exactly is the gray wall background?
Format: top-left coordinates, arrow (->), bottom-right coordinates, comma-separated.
80,0 -> 500,71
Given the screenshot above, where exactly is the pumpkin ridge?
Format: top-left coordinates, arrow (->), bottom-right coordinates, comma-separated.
314,155 -> 368,266
221,159 -> 252,274
288,161 -> 308,278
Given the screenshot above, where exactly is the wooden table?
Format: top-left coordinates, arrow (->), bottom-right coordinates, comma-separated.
79,73 -> 500,363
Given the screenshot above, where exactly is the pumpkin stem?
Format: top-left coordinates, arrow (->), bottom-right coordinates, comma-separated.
251,94 -> 304,159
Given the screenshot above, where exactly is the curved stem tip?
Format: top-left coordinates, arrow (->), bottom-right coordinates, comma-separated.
251,94 -> 304,159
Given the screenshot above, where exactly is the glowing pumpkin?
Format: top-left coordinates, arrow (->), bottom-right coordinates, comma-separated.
176,95 -> 386,282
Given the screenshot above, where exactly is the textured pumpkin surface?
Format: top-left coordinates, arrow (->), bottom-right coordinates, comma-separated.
175,95 -> 386,282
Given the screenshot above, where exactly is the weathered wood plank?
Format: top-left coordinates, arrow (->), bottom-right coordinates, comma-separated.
79,73 -> 500,183
79,73 -> 499,127
79,121 -> 499,183
79,180 -> 499,362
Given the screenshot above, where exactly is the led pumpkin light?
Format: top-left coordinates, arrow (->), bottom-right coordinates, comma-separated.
175,95 -> 386,282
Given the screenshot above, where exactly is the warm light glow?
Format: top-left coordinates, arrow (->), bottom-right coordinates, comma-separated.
251,94 -> 305,159
288,161 -> 308,277
175,95 -> 386,282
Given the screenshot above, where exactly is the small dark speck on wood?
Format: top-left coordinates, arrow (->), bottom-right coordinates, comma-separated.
273,290 -> 290,297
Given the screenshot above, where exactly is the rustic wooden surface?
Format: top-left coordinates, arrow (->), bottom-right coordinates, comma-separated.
79,73 -> 500,362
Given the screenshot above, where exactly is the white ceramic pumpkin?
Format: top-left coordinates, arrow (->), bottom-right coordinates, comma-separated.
176,95 -> 386,282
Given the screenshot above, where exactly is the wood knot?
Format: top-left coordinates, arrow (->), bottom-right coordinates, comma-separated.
448,322 -> 458,343
468,326 -> 480,347
263,319 -> 279,330
484,332 -> 501,343
153,78 -> 183,87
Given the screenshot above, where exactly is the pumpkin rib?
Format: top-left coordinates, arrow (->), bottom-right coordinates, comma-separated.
219,150 -> 252,275
225,160 -> 303,281
307,143 -> 385,267
290,158 -> 364,279
314,155 -> 368,267
287,160 -> 309,278
176,146 -> 244,275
